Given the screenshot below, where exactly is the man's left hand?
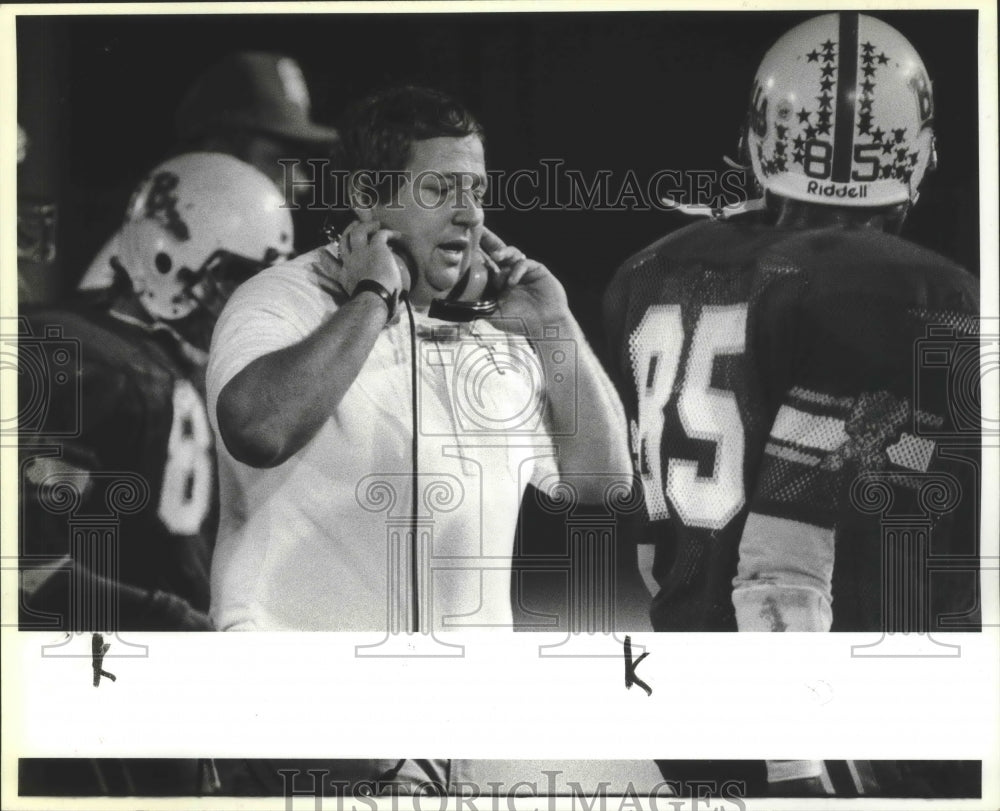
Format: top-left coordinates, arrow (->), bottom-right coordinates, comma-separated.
481,227 -> 568,335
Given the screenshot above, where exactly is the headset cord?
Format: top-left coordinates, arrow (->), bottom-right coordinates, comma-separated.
403,294 -> 420,634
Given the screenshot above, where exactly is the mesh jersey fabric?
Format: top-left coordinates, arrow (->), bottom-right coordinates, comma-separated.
18,301 -> 215,619
603,218 -> 980,632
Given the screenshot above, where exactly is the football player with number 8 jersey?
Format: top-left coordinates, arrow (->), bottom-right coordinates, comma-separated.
604,12 -> 980,636
19,152 -> 293,631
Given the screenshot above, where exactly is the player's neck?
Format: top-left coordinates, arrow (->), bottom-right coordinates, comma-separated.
772,196 -> 907,233
108,293 -> 209,367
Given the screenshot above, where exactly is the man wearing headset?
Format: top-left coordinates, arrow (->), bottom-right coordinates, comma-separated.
207,85 -> 631,633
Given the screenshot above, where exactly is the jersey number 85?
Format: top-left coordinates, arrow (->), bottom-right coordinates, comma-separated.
628,304 -> 748,530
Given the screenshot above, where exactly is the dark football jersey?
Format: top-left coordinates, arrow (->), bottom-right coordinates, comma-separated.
604,219 -> 980,632
18,301 -> 215,624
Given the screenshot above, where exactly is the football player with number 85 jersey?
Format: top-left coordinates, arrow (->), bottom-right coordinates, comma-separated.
604,13 -> 980,796
604,12 -> 979,636
19,152 -> 293,631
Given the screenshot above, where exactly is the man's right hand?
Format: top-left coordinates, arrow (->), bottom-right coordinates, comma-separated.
340,219 -> 409,297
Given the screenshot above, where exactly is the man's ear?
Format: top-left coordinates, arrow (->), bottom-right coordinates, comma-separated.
347,171 -> 377,223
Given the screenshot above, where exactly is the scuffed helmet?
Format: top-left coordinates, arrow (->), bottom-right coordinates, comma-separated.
117,152 -> 294,320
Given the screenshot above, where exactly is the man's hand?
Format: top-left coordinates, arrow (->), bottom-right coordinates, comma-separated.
340,219 -> 408,297
481,227 -> 568,336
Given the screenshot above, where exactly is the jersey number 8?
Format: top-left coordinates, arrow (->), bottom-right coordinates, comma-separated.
159,380 -> 213,535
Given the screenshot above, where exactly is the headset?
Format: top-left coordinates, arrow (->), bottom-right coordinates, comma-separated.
323,216 -> 501,322
425,244 -> 502,322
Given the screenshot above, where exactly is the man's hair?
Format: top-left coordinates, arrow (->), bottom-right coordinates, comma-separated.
334,85 -> 484,205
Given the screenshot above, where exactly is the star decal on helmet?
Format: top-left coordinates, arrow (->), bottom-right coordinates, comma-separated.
854,40 -> 921,182
746,13 -> 936,205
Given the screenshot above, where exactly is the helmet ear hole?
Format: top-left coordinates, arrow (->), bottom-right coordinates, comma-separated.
116,152 -> 294,323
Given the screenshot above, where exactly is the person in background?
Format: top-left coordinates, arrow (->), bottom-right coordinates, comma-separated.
20,152 -> 293,633
78,51 -> 337,292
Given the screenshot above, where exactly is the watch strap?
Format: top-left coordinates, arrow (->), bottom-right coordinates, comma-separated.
352,279 -> 397,321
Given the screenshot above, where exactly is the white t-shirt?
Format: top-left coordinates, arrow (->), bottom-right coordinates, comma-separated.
206,246 -> 557,631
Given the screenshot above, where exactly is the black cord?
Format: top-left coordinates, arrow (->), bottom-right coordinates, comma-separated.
403,295 -> 420,634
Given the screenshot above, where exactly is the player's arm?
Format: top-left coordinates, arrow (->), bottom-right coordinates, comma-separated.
18,444 -> 214,632
731,505 -> 836,631
215,222 -> 404,468
729,271 -> 852,632
22,556 -> 213,630
732,265 -> 980,633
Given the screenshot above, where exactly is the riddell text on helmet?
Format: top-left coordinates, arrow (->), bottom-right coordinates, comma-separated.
805,180 -> 870,198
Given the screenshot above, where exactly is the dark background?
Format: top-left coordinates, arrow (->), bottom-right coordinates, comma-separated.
15,8 -> 983,628
18,10 -> 981,316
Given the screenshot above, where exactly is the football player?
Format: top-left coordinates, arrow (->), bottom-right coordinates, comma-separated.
19,152 -> 293,632
604,12 -> 979,795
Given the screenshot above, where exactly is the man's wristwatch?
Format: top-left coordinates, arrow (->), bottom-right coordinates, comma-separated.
352,279 -> 398,321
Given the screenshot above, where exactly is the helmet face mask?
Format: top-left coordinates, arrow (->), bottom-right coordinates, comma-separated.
746,13 -> 936,211
116,152 -> 294,326
180,247 -> 284,319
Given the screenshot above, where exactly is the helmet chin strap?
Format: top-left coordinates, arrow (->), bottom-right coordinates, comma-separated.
658,139 -> 768,221
659,194 -> 768,221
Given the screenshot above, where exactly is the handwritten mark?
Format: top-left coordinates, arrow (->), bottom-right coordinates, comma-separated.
805,680 -> 833,706
91,633 -> 116,687
623,635 -> 651,696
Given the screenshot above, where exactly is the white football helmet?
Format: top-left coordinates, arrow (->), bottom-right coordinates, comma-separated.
746,13 -> 936,208
116,152 -> 293,320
